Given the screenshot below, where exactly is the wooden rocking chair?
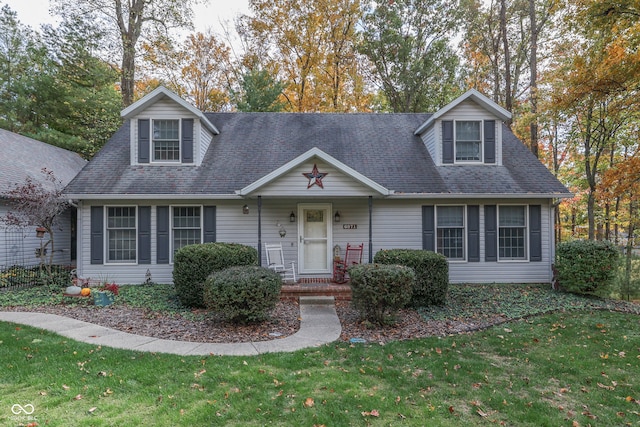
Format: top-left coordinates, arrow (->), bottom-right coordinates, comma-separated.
333,243 -> 363,284
265,243 -> 297,283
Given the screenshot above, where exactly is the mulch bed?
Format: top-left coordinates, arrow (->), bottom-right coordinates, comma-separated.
2,300 -> 510,344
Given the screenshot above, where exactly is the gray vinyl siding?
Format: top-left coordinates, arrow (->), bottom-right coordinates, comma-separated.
255,161 -> 380,197
0,203 -> 75,267
75,197 -> 555,285
200,126 -> 213,163
419,125 -> 438,165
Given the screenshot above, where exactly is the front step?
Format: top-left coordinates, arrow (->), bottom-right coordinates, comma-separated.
280,282 -> 351,301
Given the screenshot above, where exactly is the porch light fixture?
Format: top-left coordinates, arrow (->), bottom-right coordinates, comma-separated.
290,211 -> 296,222
242,204 -> 249,214
36,227 -> 47,238
334,211 -> 341,223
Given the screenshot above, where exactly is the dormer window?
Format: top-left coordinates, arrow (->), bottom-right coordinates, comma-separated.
137,118 -> 194,165
153,119 -> 180,162
441,119 -> 496,165
455,121 -> 482,162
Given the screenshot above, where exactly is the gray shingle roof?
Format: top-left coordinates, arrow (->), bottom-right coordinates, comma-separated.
0,129 -> 87,194
64,113 -> 570,198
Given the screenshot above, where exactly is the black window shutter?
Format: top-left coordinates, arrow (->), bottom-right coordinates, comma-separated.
138,206 -> 151,264
182,118 -> 194,163
484,120 -> 496,164
157,206 -> 170,264
467,205 -> 480,262
138,119 -> 150,163
442,121 -> 454,164
90,206 -> 103,264
422,205 -> 435,251
529,205 -> 542,262
203,206 -> 216,243
485,205 -> 497,262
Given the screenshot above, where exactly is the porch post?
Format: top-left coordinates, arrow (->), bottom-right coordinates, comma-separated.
368,196 -> 373,263
258,196 -> 262,266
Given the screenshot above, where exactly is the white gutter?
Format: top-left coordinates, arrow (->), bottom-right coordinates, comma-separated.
65,192 -> 573,200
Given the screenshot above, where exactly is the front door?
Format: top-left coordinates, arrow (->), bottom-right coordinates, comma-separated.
298,204 -> 332,274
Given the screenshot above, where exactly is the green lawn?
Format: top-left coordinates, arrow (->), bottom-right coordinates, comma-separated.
1,307 -> 639,426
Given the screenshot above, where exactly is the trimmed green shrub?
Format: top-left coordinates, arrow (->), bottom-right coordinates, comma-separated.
555,239 -> 619,296
173,243 -> 258,308
203,265 -> 282,324
373,249 -> 449,306
348,264 -> 415,325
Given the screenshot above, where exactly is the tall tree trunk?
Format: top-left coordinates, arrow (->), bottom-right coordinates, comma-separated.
116,0 -> 144,107
121,40 -> 135,107
623,201 -> 635,301
500,0 -> 512,124
528,0 -> 538,157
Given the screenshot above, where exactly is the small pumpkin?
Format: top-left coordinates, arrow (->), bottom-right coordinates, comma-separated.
80,288 -> 91,297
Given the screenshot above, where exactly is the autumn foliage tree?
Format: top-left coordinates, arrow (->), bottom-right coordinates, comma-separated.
238,0 -> 370,112
142,31 -> 233,111
1,169 -> 70,277
543,0 -> 640,240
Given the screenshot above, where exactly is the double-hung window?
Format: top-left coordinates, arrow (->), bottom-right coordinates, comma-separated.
153,119 -> 180,162
106,206 -> 137,263
455,121 -> 482,162
498,205 -> 527,260
436,206 -> 465,260
172,206 -> 201,258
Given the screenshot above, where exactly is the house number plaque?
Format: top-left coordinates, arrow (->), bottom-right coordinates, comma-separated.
342,224 -> 357,229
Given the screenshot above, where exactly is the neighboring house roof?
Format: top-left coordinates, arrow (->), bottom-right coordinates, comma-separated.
0,129 -> 87,195
64,112 -> 570,199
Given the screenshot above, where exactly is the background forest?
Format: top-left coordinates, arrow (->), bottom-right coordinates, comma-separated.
1,0 -> 639,248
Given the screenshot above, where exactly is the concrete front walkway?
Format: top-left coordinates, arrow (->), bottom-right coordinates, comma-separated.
0,296 -> 341,356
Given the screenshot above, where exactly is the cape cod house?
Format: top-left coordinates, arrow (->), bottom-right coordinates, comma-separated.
63,86 -> 571,286
1,129 -> 86,268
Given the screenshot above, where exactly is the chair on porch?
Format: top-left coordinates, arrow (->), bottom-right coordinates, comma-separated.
265,243 -> 297,283
333,243 -> 364,284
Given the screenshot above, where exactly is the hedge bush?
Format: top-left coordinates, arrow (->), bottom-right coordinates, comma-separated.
348,263 -> 415,325
373,249 -> 449,306
555,239 -> 619,296
173,243 -> 258,308
203,265 -> 282,324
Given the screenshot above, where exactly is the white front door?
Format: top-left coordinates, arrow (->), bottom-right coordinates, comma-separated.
298,204 -> 332,274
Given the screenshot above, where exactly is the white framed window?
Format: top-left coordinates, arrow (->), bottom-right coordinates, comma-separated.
498,205 -> 527,260
171,206 -> 202,260
153,119 -> 180,162
455,121 -> 482,162
436,205 -> 465,260
106,206 -> 137,263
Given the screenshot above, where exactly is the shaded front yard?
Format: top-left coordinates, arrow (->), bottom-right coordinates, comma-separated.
1,307 -> 638,426
1,283 -> 639,426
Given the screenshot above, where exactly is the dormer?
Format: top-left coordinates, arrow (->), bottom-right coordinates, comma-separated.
121,86 -> 219,166
414,89 -> 511,166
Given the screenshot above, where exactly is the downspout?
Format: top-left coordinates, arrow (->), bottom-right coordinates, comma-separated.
258,196 -> 262,266
368,196 -> 373,263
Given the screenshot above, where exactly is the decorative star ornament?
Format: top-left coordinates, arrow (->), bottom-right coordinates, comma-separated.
303,163 -> 328,189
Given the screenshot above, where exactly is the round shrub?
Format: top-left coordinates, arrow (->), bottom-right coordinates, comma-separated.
173,243 -> 258,308
203,265 -> 282,324
348,263 -> 415,325
373,249 -> 448,306
555,239 -> 619,296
